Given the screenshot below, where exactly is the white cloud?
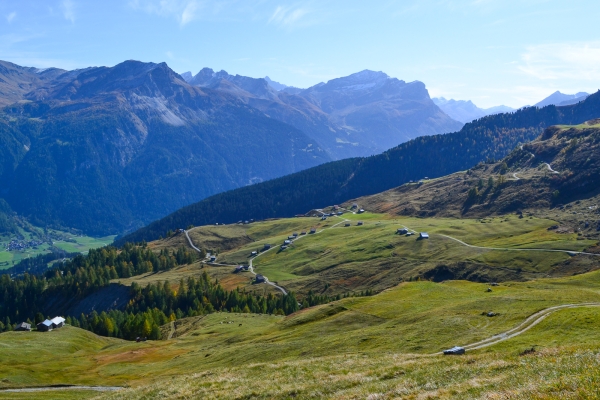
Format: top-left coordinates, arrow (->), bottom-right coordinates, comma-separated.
180,1 -> 200,25
62,0 -> 76,23
6,12 -> 16,23
129,0 -> 204,26
518,42 -> 600,81
268,5 -> 310,28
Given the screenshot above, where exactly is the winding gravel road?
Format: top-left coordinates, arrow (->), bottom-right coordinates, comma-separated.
439,234 -> 600,257
0,386 -> 123,393
247,215 -> 350,295
184,229 -> 202,253
434,303 -> 600,354
545,162 -> 559,174
184,215 -> 350,296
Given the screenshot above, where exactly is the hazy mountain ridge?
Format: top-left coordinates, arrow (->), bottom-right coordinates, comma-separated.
0,60 -> 329,235
187,68 -> 464,159
535,91 -> 589,108
433,97 -> 515,123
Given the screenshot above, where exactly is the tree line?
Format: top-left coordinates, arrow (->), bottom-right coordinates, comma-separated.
0,242 -> 300,339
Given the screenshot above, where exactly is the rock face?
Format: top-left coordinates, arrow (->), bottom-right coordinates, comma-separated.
0,60 -> 329,235
189,68 -> 464,159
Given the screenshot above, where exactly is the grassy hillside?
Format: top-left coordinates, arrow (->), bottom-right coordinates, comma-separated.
352,120 -> 600,243
119,91 -> 600,245
136,210 -> 597,299
3,272 -> 600,398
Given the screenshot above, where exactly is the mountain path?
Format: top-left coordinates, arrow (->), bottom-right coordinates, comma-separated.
184,213 -> 352,296
545,162 -> 559,174
433,303 -> 600,354
167,320 -> 175,340
439,234 -> 599,256
0,386 -> 123,393
247,214 -> 350,295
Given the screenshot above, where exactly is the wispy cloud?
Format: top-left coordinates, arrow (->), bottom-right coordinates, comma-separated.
6,12 -> 16,23
518,42 -> 600,81
129,0 -> 205,27
61,0 -> 76,23
268,5 -> 310,28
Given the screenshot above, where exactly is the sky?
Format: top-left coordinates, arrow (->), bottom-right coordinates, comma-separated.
1,0 -> 599,108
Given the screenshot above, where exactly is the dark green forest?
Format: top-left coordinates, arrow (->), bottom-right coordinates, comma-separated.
119,91 -> 600,245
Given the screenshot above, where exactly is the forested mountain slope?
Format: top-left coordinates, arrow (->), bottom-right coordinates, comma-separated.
118,91 -> 600,244
354,120 -> 600,227
0,60 -> 329,235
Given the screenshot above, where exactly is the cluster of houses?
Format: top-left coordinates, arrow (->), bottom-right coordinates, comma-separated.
234,265 -> 251,273
13,316 -> 66,332
5,239 -> 44,251
343,221 -> 363,226
396,228 -> 429,239
321,211 -> 344,218
407,177 -> 429,185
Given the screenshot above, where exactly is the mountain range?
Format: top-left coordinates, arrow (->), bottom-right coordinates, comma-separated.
0,60 -> 330,235
0,60 -> 463,236
433,91 -> 590,124
432,97 -> 515,123
534,91 -> 589,108
118,90 -> 600,245
186,68 -> 463,159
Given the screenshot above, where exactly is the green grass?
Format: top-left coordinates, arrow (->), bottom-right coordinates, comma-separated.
5,272 -> 600,398
211,213 -> 595,295
100,345 -> 600,399
0,389 -> 102,400
0,231 -> 115,270
0,328 -> 123,389
52,234 -> 115,254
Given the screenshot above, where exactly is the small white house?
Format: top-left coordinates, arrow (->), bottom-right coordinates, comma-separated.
51,316 -> 65,328
419,232 -> 429,239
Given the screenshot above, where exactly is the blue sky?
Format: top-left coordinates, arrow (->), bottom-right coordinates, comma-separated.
1,0 -> 599,108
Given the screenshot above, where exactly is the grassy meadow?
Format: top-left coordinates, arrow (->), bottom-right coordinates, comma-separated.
204,213 -> 596,296
0,227 -> 115,270
3,212 -> 600,398
3,271 -> 600,398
